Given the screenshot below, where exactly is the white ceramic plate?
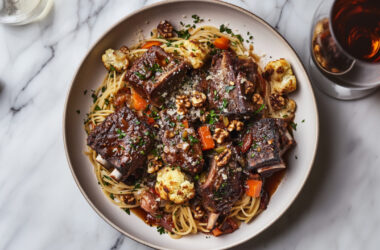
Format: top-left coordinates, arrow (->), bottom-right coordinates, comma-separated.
63,1 -> 319,249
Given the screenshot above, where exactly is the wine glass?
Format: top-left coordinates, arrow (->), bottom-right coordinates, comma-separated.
0,0 -> 53,25
308,0 -> 380,100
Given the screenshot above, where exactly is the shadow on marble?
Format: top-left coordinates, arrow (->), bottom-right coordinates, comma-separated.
233,90 -> 335,250
0,80 -> 4,98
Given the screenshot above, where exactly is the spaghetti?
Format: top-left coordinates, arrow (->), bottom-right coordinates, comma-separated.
84,21 -> 292,238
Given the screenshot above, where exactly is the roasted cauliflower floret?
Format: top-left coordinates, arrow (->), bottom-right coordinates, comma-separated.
175,40 -> 210,69
155,166 -> 195,204
268,98 -> 296,120
101,47 -> 129,72
264,58 -> 296,95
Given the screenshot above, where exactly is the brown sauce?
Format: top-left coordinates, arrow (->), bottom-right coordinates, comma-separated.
131,207 -> 148,222
264,169 -> 286,198
131,207 -> 159,226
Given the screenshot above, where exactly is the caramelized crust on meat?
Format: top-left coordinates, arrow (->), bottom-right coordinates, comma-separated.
125,46 -> 190,106
159,110 -> 204,175
206,51 -> 262,116
87,106 -> 154,179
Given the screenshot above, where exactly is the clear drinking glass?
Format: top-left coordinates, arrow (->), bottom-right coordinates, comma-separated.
0,0 -> 53,25
308,0 -> 380,100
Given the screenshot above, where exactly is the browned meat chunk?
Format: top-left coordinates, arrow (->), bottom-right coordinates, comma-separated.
140,190 -> 160,215
244,118 -> 294,175
87,106 -> 154,179
159,110 -> 204,175
198,145 -> 243,229
125,46 -> 190,106
213,218 -> 239,236
157,20 -> 174,38
206,51 -> 262,116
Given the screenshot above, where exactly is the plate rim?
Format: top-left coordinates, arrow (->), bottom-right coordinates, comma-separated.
63,0 -> 320,249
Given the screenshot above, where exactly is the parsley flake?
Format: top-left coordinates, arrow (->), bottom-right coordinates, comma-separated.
157,226 -> 166,235
116,128 -> 126,139
290,122 -> 297,130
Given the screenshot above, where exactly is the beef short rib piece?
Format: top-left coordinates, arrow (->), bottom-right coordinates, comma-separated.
159,110 -> 204,175
198,145 -> 243,216
207,51 -> 261,116
125,46 -> 190,106
87,106 -> 153,179
244,118 -> 294,175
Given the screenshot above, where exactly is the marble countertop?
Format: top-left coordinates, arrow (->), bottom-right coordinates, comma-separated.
1,0 -> 379,249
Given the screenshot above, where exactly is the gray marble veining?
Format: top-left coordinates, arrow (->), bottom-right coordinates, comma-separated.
0,0 -> 379,249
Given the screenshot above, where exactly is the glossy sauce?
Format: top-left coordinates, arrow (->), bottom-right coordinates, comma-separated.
264,169 -> 286,198
131,207 -> 156,225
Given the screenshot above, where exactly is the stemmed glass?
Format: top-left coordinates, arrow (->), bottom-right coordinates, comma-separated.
308,0 -> 380,100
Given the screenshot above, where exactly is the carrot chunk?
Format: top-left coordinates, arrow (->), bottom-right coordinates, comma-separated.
145,110 -> 155,124
141,41 -> 162,49
131,89 -> 148,111
245,179 -> 262,198
198,126 -> 215,150
182,120 -> 189,128
212,228 -> 223,237
213,36 -> 230,50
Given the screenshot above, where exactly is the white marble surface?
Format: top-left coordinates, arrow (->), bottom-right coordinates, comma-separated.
0,0 -> 379,249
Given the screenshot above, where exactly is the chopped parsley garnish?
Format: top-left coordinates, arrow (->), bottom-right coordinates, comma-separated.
155,214 -> 162,219
219,24 -> 232,34
175,29 -> 191,39
149,110 -> 160,120
225,85 -> 235,93
165,58 -> 169,64
140,150 -> 145,155
103,176 -> 113,181
104,98 -> 110,105
91,93 -> 98,103
94,105 -> 101,111
76,110 -> 80,114
116,128 -> 126,139
169,121 -> 176,128
191,14 -> 204,23
194,174 -> 200,181
134,71 -> 146,80
290,122 -> 297,130
222,99 -> 229,109
213,90 -> 219,100
157,226 -> 166,235
219,24 -> 244,43
238,141 -> 243,147
134,182 -> 141,189
124,208 -> 130,215
188,135 -> 199,145
101,86 -> 106,93
254,103 -> 266,114
135,120 -> 141,125
149,63 -> 163,74
207,110 -> 219,125
166,41 -> 172,47
83,90 -> 88,95
251,152 -> 256,158
301,119 -> 305,123
110,194 -> 114,200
